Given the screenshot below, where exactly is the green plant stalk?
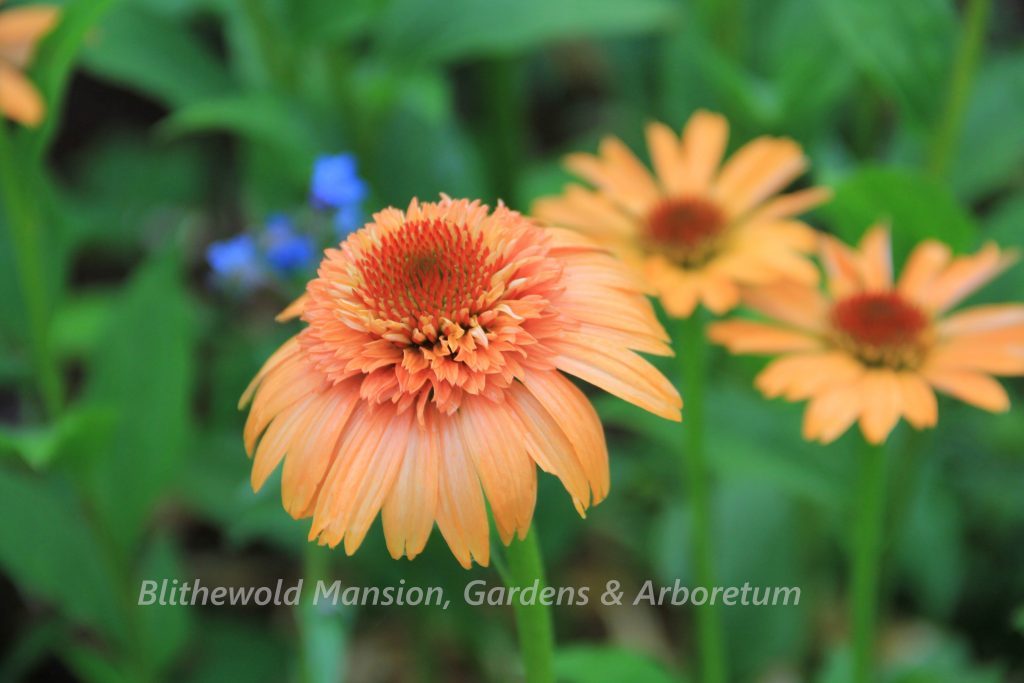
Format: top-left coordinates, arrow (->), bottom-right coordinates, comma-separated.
299,542 -> 346,683
851,438 -> 888,683
928,0 -> 992,177
504,530 -> 555,683
0,122 -> 62,416
480,58 -> 524,208
676,314 -> 726,683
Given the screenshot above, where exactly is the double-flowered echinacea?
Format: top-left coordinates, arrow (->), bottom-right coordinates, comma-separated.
241,196 -> 681,567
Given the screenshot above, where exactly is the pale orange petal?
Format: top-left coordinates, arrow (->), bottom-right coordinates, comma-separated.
679,110 -> 729,193
549,332 -> 682,421
434,414 -> 490,568
507,383 -> 592,513
708,320 -> 822,354
280,383 -> 360,517
382,416 -> 440,561
895,372 -> 938,429
938,304 -> 1024,337
745,186 -> 832,223
0,6 -> 60,67
645,120 -> 686,194
858,224 -> 893,292
276,293 -> 310,322
919,244 -> 1019,313
739,281 -> 829,332
309,405 -> 412,554
897,240 -> 952,304
457,398 -> 537,544
755,351 -> 864,401
802,383 -> 862,444
858,370 -> 902,444
716,138 -> 807,217
0,61 -> 44,126
522,370 -> 610,504
819,233 -> 864,299
922,368 -> 1011,413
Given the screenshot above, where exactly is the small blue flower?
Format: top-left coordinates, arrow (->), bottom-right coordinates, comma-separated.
206,234 -> 264,289
263,215 -> 316,273
310,153 -> 368,209
333,203 -> 364,239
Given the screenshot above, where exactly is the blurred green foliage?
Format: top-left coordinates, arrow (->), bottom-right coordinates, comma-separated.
1,0 -> 1022,681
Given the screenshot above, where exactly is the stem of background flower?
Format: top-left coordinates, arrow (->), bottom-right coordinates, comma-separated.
504,529 -> 556,683
676,313 -> 727,683
927,0 -> 992,177
299,543 -> 346,683
850,438 -> 888,683
480,57 -> 524,208
0,123 -> 62,417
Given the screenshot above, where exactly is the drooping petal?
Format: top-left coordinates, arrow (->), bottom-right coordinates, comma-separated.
382,416 -> 440,561
521,370 -> 610,504
434,415 -> 490,568
457,398 -> 537,544
802,383 -> 862,444
548,332 -> 682,421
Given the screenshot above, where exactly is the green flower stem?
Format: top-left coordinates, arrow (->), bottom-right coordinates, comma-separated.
928,0 -> 992,177
676,313 -> 726,683
504,529 -> 556,683
0,122 -> 62,417
850,438 -> 888,683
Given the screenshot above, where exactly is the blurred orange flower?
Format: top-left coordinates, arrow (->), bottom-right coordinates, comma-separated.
709,225 -> 1022,444
533,110 -> 830,318
0,4 -> 59,127
241,196 -> 681,567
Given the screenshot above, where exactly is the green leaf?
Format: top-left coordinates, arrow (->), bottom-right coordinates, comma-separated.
813,0 -> 955,125
0,406 -> 116,470
555,646 -> 682,683
0,468 -> 122,639
158,95 -> 319,186
950,50 -> 1024,201
81,4 -> 235,108
820,165 -> 978,256
136,536 -> 192,677
376,0 -> 678,64
82,253 -> 198,557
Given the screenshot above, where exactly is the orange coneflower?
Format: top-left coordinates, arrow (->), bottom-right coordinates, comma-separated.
533,110 -> 830,318
0,4 -> 59,127
240,196 -> 681,567
709,225 -> 1022,444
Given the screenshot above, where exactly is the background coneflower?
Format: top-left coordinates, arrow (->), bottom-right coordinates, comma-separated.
710,224 -> 1021,681
532,111 -> 830,683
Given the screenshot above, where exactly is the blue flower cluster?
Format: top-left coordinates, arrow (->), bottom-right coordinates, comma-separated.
206,153 -> 368,292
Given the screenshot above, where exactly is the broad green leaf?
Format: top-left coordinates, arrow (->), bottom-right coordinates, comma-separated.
0,468 -> 122,639
136,536 -> 192,677
158,95 -> 319,187
950,50 -> 1024,201
813,0 -> 955,126
82,253 -> 198,557
81,4 -> 235,108
556,646 -> 681,683
376,0 -> 677,64
821,165 -> 978,256
0,406 -> 115,470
